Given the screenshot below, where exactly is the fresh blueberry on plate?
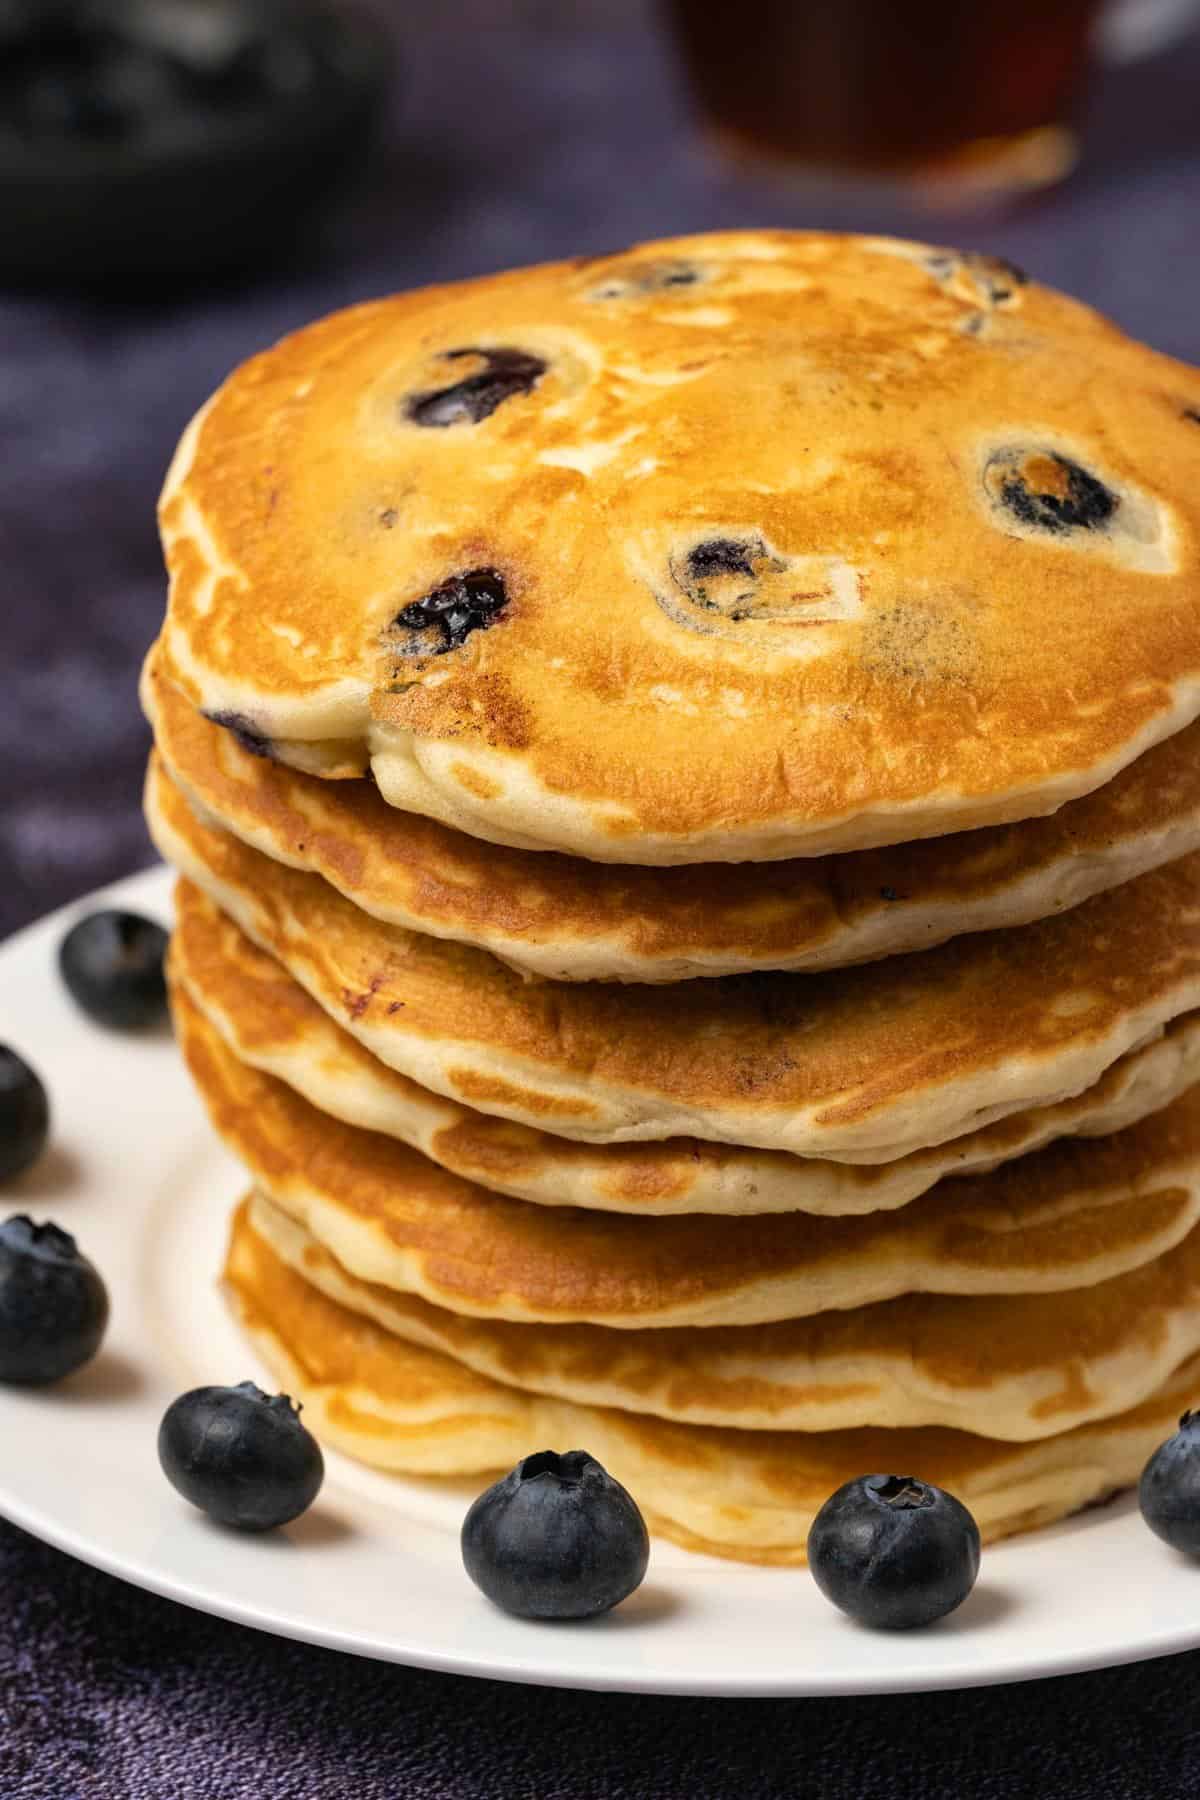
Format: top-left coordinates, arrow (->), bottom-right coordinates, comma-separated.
1139,1411 -> 1200,1554
0,1045 -> 50,1181
461,1448 -> 649,1620
158,1381 -> 324,1530
0,1214 -> 108,1384
58,909 -> 168,1028
807,1474 -> 981,1630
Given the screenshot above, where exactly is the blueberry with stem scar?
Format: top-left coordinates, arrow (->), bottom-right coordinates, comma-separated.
807,1473 -> 981,1629
462,1449 -> 649,1620
158,1381 -> 324,1530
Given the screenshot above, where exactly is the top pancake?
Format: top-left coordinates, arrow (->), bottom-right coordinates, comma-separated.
158,229 -> 1200,864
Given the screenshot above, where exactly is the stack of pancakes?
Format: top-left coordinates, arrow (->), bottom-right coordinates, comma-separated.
141,231 -> 1200,1565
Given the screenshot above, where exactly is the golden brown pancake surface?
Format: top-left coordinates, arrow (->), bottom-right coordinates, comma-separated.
160,231 -> 1200,863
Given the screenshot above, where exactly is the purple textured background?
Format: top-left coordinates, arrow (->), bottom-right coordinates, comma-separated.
5,4 -> 1200,1792
5,1512 -> 1200,1800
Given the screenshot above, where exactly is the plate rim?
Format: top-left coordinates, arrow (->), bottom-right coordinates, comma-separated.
4,864 -> 1200,1699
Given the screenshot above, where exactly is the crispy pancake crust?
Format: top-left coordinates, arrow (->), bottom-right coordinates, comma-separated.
160,231 -> 1200,863
172,882 -> 1200,1216
251,1192 -> 1200,1440
226,1203 -> 1200,1564
176,988 -> 1200,1327
147,758 -> 1200,1160
146,649 -> 1200,982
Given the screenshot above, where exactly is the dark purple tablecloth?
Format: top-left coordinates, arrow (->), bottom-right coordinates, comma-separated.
5,4 -> 1200,1792
4,1511 -> 1200,1800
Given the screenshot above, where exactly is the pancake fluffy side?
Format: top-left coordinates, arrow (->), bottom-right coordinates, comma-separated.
171,880 -> 1200,1217
250,1191 -> 1200,1440
147,756 -> 1200,1160
225,1200 -> 1200,1565
146,649 -> 1200,983
175,985 -> 1200,1327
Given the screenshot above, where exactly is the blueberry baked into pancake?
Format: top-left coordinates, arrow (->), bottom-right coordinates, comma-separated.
143,231 -> 1200,1569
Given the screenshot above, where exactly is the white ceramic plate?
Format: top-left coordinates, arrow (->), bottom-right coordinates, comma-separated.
3,866 -> 1200,1697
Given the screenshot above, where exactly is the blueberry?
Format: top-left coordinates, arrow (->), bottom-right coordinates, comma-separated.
588,260 -> 703,300
203,711 -> 275,759
391,568 -> 509,655
984,449 -> 1118,535
924,251 -> 1028,305
58,909 -> 168,1029
669,534 -> 781,620
0,1046 -> 49,1182
158,1381 -> 324,1531
1139,1411 -> 1200,1554
966,253 -> 1028,302
807,1474 -> 981,1630
686,538 -> 759,582
405,348 -> 547,428
0,1215 -> 108,1384
461,1449 -> 649,1620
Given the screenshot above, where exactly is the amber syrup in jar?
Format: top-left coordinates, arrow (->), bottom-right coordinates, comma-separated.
665,0 -> 1104,197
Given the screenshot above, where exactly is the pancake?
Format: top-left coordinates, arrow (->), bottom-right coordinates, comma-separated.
172,882 -> 1200,1217
146,648 -> 1200,983
158,230 -> 1200,866
147,758 -> 1200,1161
176,987 -> 1200,1327
226,1201 -> 1200,1564
251,1191 -> 1200,1441
161,235 -> 1200,867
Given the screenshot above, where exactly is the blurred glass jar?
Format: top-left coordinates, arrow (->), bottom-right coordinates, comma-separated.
663,0 -> 1107,200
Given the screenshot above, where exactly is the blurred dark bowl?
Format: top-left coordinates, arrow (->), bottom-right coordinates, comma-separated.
0,0 -> 392,290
